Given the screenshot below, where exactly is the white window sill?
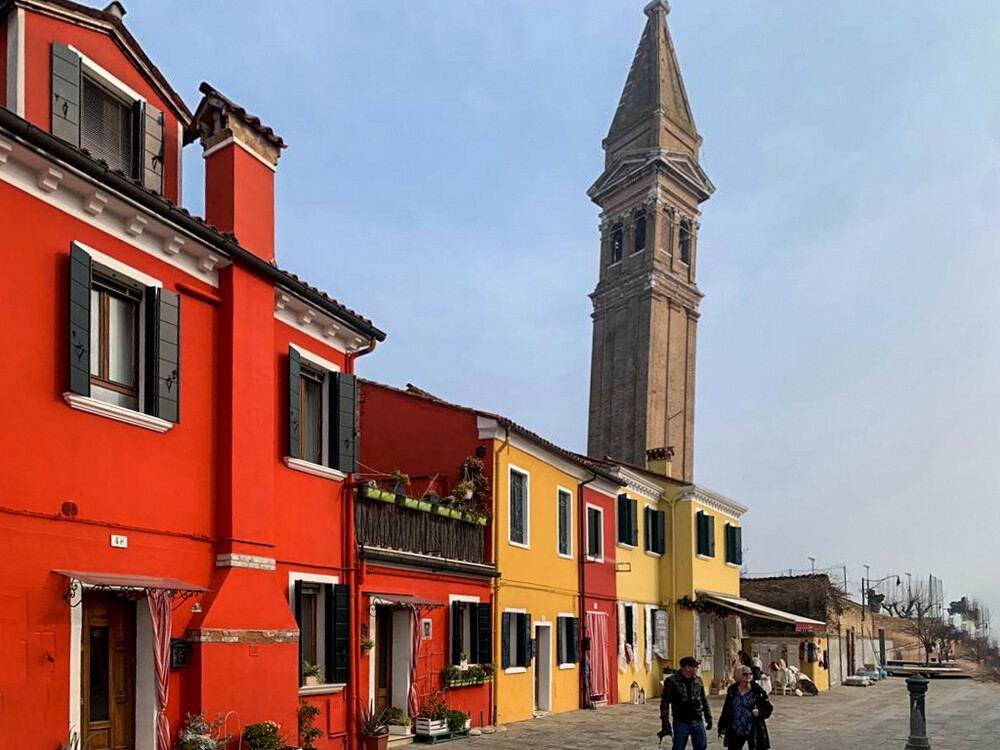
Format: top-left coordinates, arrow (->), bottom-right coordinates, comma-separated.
299,683 -> 346,696
607,261 -> 621,268
585,555 -> 604,564
696,554 -> 715,561
284,457 -> 347,481
63,392 -> 173,433
508,540 -> 530,551
725,562 -> 742,569
617,543 -> 637,551
504,666 -> 527,675
557,553 -> 573,561
644,550 -> 663,558
558,663 -> 576,671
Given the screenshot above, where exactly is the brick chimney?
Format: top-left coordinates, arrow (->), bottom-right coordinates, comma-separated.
190,82 -> 285,261
645,446 -> 675,478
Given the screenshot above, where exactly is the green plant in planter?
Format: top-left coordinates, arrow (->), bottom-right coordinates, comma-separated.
389,469 -> 411,495
451,480 -> 475,503
441,664 -> 461,684
298,699 -> 323,750
448,507 -> 463,519
416,499 -> 432,511
363,485 -> 381,501
378,489 -> 396,503
445,710 -> 469,733
467,665 -> 484,683
418,692 -> 448,721
301,661 -> 323,680
360,635 -> 375,654
385,706 -> 410,727
358,704 -> 389,737
400,495 -> 419,509
461,511 -> 477,523
481,663 -> 495,680
475,514 -> 488,526
242,720 -> 282,750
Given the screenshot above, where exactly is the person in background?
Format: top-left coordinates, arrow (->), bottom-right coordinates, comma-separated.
659,656 -> 713,750
717,665 -> 774,750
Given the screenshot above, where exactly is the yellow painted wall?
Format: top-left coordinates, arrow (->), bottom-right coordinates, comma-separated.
492,444 -> 581,724
800,636 -> 830,692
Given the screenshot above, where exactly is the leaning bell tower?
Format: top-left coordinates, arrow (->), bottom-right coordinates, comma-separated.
586,0 -> 714,483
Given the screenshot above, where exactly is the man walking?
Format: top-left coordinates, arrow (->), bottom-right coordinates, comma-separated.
659,656 -> 713,749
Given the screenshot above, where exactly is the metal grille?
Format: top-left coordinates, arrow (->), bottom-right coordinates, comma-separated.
81,76 -> 135,176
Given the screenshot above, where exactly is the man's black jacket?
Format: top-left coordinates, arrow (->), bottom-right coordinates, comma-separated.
660,673 -> 713,728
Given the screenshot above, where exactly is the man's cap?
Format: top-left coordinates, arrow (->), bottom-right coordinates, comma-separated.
679,656 -> 700,667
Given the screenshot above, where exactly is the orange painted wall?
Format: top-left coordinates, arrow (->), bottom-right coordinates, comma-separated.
205,144 -> 276,262
22,10 -> 183,203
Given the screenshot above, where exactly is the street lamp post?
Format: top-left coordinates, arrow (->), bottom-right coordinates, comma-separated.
860,572 -> 901,668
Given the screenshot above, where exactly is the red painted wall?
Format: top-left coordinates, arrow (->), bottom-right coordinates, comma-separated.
205,144 -> 276,262
581,485 -> 618,705
23,10 -> 183,203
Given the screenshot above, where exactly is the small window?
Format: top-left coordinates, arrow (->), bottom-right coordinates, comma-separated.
298,365 -> 325,465
288,348 -> 358,474
451,600 -> 491,665
678,219 -> 692,265
634,211 -> 646,253
696,511 -> 715,558
292,579 -> 350,686
557,489 -> 572,557
586,506 -> 603,560
556,616 -> 579,666
644,507 -> 666,555
298,581 -> 321,669
89,278 -> 140,410
509,469 -> 528,546
502,611 -> 531,670
624,604 -> 635,648
617,494 -> 638,546
82,76 -> 137,178
610,225 -> 623,265
725,523 -> 743,565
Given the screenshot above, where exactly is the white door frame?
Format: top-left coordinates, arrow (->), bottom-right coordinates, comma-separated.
532,621 -> 552,715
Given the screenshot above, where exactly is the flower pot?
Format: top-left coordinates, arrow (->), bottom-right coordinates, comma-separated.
363,486 -> 381,500
462,512 -> 476,523
378,490 -> 396,503
387,724 -> 411,736
433,504 -> 450,516
448,508 -> 463,520
415,718 -> 448,737
416,500 -> 432,512
361,733 -> 388,750
401,496 -> 419,509
305,674 -> 321,686
476,515 -> 488,526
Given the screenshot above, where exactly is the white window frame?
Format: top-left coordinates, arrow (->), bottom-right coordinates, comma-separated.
585,503 -> 604,563
644,502 -> 663,558
557,612 -> 577,670
504,607 -> 528,674
616,494 -> 637,551
449,594 -> 482,667
507,464 -> 531,549
283,344 -> 346,481
696,509 -> 715,560
287,571 -> 344,695
556,485 -> 574,560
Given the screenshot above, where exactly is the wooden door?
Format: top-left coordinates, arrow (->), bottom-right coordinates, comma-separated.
374,607 -> 392,712
82,592 -> 136,750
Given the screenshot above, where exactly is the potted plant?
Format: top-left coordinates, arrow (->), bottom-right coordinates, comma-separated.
481,663 -> 495,682
447,504 -> 463,519
466,665 -> 483,684
298,699 -> 323,750
445,709 -> 469,734
178,711 -> 231,750
360,636 -> 375,655
475,513 -> 488,526
363,485 -> 382,501
389,469 -> 411,496
358,704 -> 389,750
415,693 -> 449,737
377,487 -> 396,503
459,651 -> 469,670
441,664 -> 460,687
451,480 -> 474,503
461,510 -> 477,523
242,720 -> 282,750
301,662 -> 323,687
385,706 -> 411,736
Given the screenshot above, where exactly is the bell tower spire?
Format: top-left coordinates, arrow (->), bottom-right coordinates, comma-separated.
586,3 -> 714,482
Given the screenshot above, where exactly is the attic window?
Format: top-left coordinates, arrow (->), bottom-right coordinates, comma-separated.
82,76 -> 137,177
678,219 -> 692,265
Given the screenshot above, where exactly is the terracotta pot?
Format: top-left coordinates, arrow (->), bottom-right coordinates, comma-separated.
361,733 -> 388,750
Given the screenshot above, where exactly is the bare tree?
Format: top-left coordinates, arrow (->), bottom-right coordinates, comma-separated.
881,581 -> 944,665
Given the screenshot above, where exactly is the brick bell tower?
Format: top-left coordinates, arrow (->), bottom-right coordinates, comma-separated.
586,0 -> 714,482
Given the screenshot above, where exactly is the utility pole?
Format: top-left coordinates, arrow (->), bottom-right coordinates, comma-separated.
809,557 -> 815,574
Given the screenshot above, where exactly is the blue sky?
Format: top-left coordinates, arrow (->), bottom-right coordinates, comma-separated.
128,1 -> 1000,622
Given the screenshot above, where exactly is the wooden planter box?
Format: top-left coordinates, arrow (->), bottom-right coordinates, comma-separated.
387,724 -> 411,736
378,490 -> 396,503
415,718 -> 448,737
400,496 -> 419,509
416,500 -> 433,512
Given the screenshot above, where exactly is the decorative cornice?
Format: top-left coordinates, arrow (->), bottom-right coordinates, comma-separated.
274,291 -> 369,355
681,484 -> 747,519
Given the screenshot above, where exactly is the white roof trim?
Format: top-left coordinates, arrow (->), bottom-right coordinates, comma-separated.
682,485 -> 747,519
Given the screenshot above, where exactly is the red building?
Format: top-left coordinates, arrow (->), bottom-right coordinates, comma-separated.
0,2 -> 383,748
579,484 -> 618,707
357,381 -> 496,732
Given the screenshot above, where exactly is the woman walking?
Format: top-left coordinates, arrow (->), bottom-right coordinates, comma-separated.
717,665 -> 774,750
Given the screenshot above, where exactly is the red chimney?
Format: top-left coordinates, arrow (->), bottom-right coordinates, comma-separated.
190,83 -> 286,261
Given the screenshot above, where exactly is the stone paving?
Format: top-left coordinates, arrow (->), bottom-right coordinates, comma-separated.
469,678 -> 1000,749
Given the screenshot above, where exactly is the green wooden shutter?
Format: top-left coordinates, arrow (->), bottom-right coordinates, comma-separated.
707,515 -> 716,557
332,583 -> 350,684
556,617 -> 565,665
331,372 -> 358,473
696,512 -> 706,556
140,102 -> 165,194
288,347 -> 301,459
617,494 -> 628,544
501,612 -> 511,669
323,583 -> 335,686
294,580 -> 304,686
724,525 -> 733,563
151,289 -> 180,422
520,613 -> 532,668
734,526 -> 743,565
629,499 -> 638,547
451,601 -> 463,665
477,603 -> 491,666
624,606 -> 634,647
656,510 -> 666,555
468,603 -> 479,664
51,43 -> 81,145
570,617 -> 580,663
643,507 -> 652,552
68,244 -> 91,396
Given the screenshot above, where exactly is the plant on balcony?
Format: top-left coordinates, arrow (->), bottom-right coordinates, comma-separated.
481,662 -> 495,681
460,456 -> 492,519
360,636 -> 375,655
242,721 -> 282,750
452,480 -> 475,503
301,661 -> 323,687
441,664 -> 461,686
466,665 -> 484,683
389,469 -> 411,495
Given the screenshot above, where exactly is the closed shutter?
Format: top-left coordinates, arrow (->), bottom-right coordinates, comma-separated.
332,583 -> 350,684
52,43 -> 81,145
734,526 -> 743,565
629,499 -> 639,547
587,510 -> 597,556
655,510 -> 666,555
148,289 -> 180,422
724,525 -> 733,563
501,612 -> 511,669
288,347 -> 301,459
696,512 -> 707,556
643,507 -> 652,551
617,494 -> 628,543
294,580 -> 304,686
570,617 -> 580,663
520,613 -> 532,668
477,603 -> 491,666
330,373 -> 358,473
68,244 -> 91,395
140,102 -> 165,194
451,601 -> 462,665
624,605 -> 634,647
323,583 -> 335,686
707,515 -> 716,557
557,617 -> 565,665
468,603 -> 479,664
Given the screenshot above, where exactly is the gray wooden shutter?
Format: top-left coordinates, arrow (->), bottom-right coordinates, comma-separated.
151,289 -> 180,422
696,512 -> 706,556
51,43 -> 81,145
734,526 -> 743,565
617,494 -> 628,543
140,102 -> 165,194
643,507 -> 652,552
556,617 -> 565,665
570,617 -> 580,663
520,613 -> 532,667
68,244 -> 91,396
655,510 -> 666,555
451,601 -> 463,665
501,612 -> 511,669
288,347 -> 301,459
330,372 -> 358,473
629,499 -> 638,547
323,583 -> 335,687
332,583 -> 350,684
294,580 -> 304,686
477,602 -> 491,666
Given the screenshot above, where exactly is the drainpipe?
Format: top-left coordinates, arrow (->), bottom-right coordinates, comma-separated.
577,473 -> 598,709
668,490 -> 679,672
491,426 -> 510,727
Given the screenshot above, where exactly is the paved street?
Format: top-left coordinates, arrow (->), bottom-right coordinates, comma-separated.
471,678 -> 1000,749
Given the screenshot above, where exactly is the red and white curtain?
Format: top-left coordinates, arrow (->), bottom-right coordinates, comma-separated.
147,591 -> 173,750
587,612 -> 610,700
408,605 -> 422,716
